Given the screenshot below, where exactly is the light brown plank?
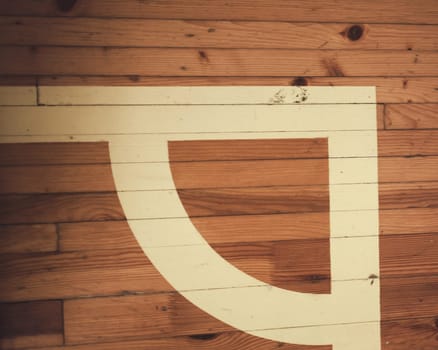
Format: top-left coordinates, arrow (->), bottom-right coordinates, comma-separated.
379,156 -> 438,183
1,47 -> 437,76
0,193 -> 124,224
378,130 -> 438,157
169,138 -> 327,161
1,17 -> 438,50
1,0 -> 437,24
0,224 -> 57,254
0,301 -> 63,349
380,207 -> 438,235
0,142 -> 110,166
36,76 -> 438,104
385,103 -> 438,129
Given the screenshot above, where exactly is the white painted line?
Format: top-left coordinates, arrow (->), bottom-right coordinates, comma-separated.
0,86 -> 37,106
39,86 -> 375,105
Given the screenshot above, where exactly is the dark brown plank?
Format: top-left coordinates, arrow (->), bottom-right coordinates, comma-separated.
1,47 -> 436,76
385,103 -> 438,129
1,0 -> 437,24
0,142 -> 110,166
1,17 -> 437,50
0,224 -> 57,254
0,301 -> 63,349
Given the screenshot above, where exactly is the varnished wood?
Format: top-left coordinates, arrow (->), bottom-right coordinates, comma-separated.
1,47 -> 436,76
0,224 -> 57,254
1,17 -> 437,50
385,104 -> 438,129
1,0 -> 437,24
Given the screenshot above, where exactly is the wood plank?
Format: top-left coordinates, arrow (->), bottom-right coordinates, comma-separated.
0,224 -> 57,254
385,103 -> 438,129
1,47 -> 436,76
0,86 -> 36,106
378,130 -> 438,157
1,181 -> 438,225
0,142 -> 110,166
62,273 -> 438,345
380,207 -> 438,235
0,301 -> 63,349
36,76 -> 438,104
3,228 -> 438,302
0,193 -> 124,224
2,155 -> 438,194
2,17 -> 438,50
18,318 -> 438,350
169,138 -> 328,161
1,0 -> 437,24
0,76 -> 36,86
58,206 -> 438,253
0,164 -> 115,194
33,331 -> 330,350
59,212 -> 330,251
379,156 -> 438,183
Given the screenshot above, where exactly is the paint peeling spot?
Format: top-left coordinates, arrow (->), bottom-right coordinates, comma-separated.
56,0 -> 77,12
269,89 -> 287,104
189,333 -> 218,340
198,50 -> 210,63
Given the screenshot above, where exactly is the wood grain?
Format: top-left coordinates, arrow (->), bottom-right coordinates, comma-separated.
169,138 -> 328,161
1,47 -> 436,76
0,193 -> 124,224
1,17 -> 437,50
0,301 -> 63,349
0,224 -> 57,254
385,103 -> 438,130
1,0 -> 437,24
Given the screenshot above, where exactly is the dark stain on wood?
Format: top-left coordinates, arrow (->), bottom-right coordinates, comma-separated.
189,333 -> 219,340
0,301 -> 63,337
434,317 -> 438,329
322,58 -> 345,77
128,75 -> 140,82
185,33 -> 195,37
291,77 -> 308,86
198,50 -> 210,63
56,0 -> 77,12
302,274 -> 329,283
208,28 -> 216,32
403,79 -> 408,88
180,66 -> 187,71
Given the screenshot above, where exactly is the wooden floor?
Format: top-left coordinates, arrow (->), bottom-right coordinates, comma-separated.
1,1 -> 438,349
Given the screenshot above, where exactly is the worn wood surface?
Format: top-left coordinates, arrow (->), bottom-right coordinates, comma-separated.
1,0 -> 438,348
